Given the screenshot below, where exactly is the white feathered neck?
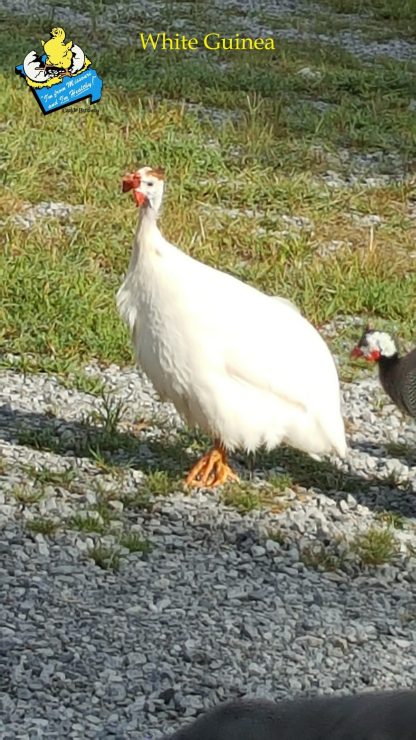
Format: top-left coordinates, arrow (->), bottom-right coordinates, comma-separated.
116,188 -> 182,331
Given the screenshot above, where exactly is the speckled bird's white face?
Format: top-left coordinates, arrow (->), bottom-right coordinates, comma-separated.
139,167 -> 164,203
122,166 -> 165,210
362,331 -> 397,359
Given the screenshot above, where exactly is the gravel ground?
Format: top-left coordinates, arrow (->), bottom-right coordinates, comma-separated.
1,362 -> 416,739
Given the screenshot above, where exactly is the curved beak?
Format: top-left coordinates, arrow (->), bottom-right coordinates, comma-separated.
350,346 -> 363,359
122,171 -> 140,192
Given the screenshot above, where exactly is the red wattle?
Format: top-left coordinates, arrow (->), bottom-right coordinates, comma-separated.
133,191 -> 147,207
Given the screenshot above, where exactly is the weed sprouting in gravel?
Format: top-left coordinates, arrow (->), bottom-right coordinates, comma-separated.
267,473 -> 294,492
385,441 -> 416,461
87,447 -> 120,472
93,499 -> 114,524
22,465 -> 77,489
375,511 -> 406,530
221,484 -> 261,513
265,528 -> 288,546
87,544 -> 121,572
68,512 -> 109,535
89,392 -> 128,437
61,372 -> 106,396
251,447 -> 373,495
16,427 -> 63,454
221,481 -> 290,514
301,543 -> 345,571
119,532 -> 153,554
26,517 -> 60,535
400,611 -> 416,625
143,470 -> 180,496
13,484 -> 44,505
121,490 -> 154,512
352,527 -> 399,566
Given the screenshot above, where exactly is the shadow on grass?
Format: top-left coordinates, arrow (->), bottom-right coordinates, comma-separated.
0,402 -> 193,475
247,444 -> 416,519
1,403 -> 415,518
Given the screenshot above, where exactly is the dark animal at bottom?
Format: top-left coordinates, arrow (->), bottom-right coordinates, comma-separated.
164,691 -> 416,740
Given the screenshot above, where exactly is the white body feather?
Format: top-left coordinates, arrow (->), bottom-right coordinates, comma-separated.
117,208 -> 346,459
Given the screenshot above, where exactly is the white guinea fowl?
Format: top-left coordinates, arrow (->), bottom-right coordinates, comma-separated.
117,166 -> 347,487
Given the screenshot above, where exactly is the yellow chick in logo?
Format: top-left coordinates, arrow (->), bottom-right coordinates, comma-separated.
41,27 -> 73,71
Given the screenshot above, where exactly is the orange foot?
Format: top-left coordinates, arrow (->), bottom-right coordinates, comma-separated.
184,441 -> 239,488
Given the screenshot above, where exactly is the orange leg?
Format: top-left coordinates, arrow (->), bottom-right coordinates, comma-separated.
184,440 -> 239,488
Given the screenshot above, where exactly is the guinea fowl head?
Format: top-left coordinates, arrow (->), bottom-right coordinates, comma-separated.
351,327 -> 398,362
122,166 -> 165,211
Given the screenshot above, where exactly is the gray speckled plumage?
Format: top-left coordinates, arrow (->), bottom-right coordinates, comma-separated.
379,350 -> 416,418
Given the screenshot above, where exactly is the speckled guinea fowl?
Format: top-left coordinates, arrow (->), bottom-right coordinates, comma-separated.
351,328 -> 416,418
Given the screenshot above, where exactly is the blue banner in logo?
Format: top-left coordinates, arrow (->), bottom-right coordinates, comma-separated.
15,65 -> 103,114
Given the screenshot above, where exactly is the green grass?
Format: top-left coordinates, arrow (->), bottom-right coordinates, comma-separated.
87,447 -> 128,473
15,394 -> 140,469
22,465 -> 77,489
221,481 -> 288,514
119,532 -> 152,554
266,473 -> 294,492
301,523 -> 402,571
375,511 -> 406,530
221,484 -> 262,513
13,484 -> 44,505
1,8 -> 415,379
385,441 -> 416,461
68,512 -> 109,534
87,544 -> 121,571
93,498 -> 113,523
68,496 -> 118,533
77,391 -> 141,459
26,517 -> 60,535
16,427 -> 63,454
352,526 -> 399,565
142,470 -> 181,495
254,446 -> 373,495
265,528 -> 288,546
62,371 -> 106,396
87,392 -> 127,436
120,490 -> 154,512
301,543 -> 345,571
